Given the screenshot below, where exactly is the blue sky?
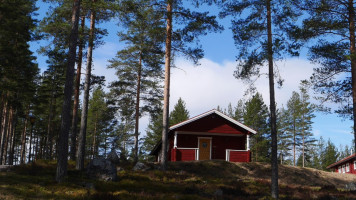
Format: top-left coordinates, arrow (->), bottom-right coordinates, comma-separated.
31,1 -> 354,152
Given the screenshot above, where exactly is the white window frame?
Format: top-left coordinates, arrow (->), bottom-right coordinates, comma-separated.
343,165 -> 346,173
354,160 -> 356,170
338,166 -> 341,173
346,163 -> 350,172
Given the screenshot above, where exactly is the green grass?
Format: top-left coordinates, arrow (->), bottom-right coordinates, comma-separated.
0,160 -> 355,199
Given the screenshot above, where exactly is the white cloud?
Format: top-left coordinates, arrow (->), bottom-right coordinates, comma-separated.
170,57 -> 315,116
92,52 -> 353,147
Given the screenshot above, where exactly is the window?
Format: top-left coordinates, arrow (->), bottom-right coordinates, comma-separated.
338,166 -> 341,173
354,161 -> 356,170
343,165 -> 346,173
346,163 -> 350,172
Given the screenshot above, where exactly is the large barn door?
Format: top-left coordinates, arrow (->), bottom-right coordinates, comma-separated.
198,138 -> 211,160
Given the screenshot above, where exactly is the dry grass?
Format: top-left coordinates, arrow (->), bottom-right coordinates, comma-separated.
0,160 -> 356,199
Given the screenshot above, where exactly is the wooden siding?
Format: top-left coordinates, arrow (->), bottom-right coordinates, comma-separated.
176,149 -> 196,161
334,159 -> 356,174
175,113 -> 247,135
229,151 -> 251,162
171,134 -> 246,161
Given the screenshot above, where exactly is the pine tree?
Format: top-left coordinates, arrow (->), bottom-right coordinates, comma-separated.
169,98 -> 190,126
159,0 -> 222,170
243,93 -> 270,162
0,0 -> 39,165
109,0 -> 165,163
294,0 -> 356,152
321,139 -> 339,170
285,92 -> 302,166
220,0 -> 302,197
86,86 -> 116,159
298,81 -> 316,167
56,0 -> 81,183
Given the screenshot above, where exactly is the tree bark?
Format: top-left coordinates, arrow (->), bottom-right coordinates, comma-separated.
28,122 -> 34,163
92,112 -> 98,159
348,0 -> 356,154
267,0 -> 278,198
20,107 -> 29,164
0,99 -> 9,164
56,0 -> 81,183
7,108 -> 16,165
133,53 -> 142,163
2,107 -> 13,164
70,15 -> 85,161
76,2 -> 95,170
161,0 -> 173,171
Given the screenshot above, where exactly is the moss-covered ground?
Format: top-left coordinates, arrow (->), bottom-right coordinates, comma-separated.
0,160 -> 355,199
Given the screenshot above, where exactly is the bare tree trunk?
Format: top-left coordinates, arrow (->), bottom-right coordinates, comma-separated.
56,0 -> 81,183
2,107 -> 13,164
70,15 -> 85,161
302,135 -> 305,167
0,99 -> 9,164
92,113 -> 98,159
28,122 -> 34,163
267,0 -> 278,198
20,107 -> 29,164
76,3 -> 95,170
133,53 -> 142,163
161,0 -> 173,171
293,121 -> 296,167
7,109 -> 16,165
35,135 -> 39,161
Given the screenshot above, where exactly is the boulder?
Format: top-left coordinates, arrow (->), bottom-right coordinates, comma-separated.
107,150 -> 120,165
86,158 -> 117,181
345,182 -> 356,191
133,162 -> 150,171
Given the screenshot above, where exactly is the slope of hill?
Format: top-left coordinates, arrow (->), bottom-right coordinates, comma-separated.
0,160 -> 356,199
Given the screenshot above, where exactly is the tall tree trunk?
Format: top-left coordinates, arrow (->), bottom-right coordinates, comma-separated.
267,0 -> 278,198
45,91 -> 55,160
92,112 -> 98,159
35,135 -> 39,161
20,107 -> 29,164
302,134 -> 305,167
161,0 -> 173,171
2,107 -> 13,164
293,120 -> 296,166
0,99 -> 9,164
133,53 -> 142,163
28,122 -> 34,163
70,15 -> 85,161
56,0 -> 81,183
348,0 -> 356,153
7,109 -> 16,165
76,3 -> 95,170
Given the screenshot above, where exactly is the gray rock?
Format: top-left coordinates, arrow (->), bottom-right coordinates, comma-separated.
107,149 -> 120,165
214,189 -> 223,198
86,158 -> 117,181
345,182 -> 356,191
133,162 -> 150,171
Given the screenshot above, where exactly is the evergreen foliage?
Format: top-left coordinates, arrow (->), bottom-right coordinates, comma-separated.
243,93 -> 270,162
169,98 -> 190,126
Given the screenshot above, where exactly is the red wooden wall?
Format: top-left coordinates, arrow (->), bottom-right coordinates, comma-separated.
334,159 -> 356,174
229,151 -> 251,162
170,134 -> 247,161
175,113 -> 247,135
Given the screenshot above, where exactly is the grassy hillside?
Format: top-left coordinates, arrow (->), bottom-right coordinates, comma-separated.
0,160 -> 356,199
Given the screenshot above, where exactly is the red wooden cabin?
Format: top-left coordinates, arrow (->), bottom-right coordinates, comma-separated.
326,153 -> 356,174
150,109 -> 256,162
